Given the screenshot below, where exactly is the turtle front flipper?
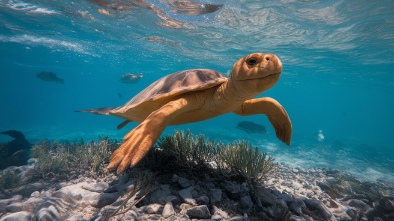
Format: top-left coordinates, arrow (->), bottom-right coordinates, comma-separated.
108,98 -> 192,174
233,97 -> 292,145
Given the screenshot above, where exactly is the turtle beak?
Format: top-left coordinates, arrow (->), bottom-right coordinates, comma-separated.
275,57 -> 282,74
254,54 -> 282,79
264,54 -> 282,76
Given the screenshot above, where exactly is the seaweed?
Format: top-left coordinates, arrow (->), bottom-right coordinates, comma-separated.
219,140 -> 278,184
156,130 -> 216,172
25,130 -> 275,186
27,136 -> 119,181
153,130 -> 277,184
0,169 -> 21,189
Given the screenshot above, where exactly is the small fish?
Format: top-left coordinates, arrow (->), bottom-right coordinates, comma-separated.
120,73 -> 143,84
236,121 -> 267,134
117,92 -> 123,99
37,71 -> 64,84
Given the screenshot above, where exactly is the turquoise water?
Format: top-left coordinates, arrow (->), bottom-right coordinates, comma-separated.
1,0 -> 393,182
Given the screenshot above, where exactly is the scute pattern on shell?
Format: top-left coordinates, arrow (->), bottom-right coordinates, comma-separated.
115,69 -> 227,110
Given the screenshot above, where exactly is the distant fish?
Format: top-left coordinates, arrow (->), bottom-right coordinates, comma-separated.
120,73 -> 143,84
37,71 -> 64,84
117,92 -> 123,99
236,121 -> 267,134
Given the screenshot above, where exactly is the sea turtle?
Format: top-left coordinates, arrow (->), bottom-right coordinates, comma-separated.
78,53 -> 292,174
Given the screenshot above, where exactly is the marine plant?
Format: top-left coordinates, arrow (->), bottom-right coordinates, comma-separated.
0,168 -> 21,189
29,139 -> 77,178
28,137 -> 118,181
155,130 -> 277,184
77,137 -> 119,174
156,130 -> 216,171
25,130 -> 276,186
219,140 -> 278,184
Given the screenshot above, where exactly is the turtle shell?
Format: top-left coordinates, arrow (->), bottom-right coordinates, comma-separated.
110,69 -> 227,119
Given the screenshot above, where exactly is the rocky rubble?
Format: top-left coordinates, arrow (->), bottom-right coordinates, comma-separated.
0,163 -> 393,221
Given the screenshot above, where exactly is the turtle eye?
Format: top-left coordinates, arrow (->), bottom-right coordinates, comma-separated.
246,58 -> 258,66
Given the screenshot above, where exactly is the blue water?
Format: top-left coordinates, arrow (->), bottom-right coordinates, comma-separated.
1,0 -> 393,182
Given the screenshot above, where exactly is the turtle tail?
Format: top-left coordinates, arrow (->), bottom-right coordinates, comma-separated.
75,107 -> 115,115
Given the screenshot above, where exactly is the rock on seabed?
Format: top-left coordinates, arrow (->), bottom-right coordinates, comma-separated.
0,163 -> 393,220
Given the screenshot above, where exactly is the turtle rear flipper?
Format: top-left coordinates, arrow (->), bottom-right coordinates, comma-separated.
117,120 -> 132,130
75,107 -> 115,115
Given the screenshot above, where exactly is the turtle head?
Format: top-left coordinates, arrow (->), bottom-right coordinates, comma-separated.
230,53 -> 282,95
